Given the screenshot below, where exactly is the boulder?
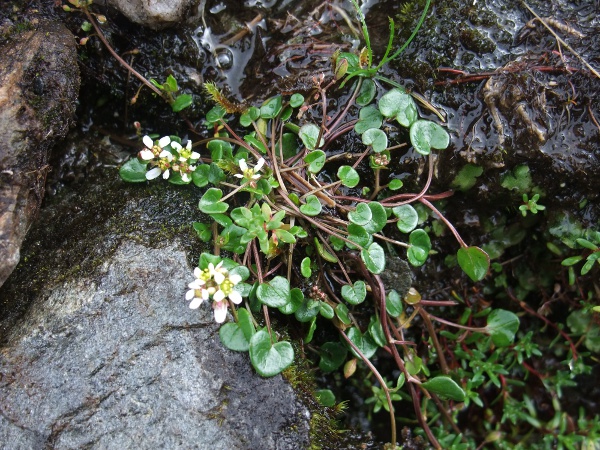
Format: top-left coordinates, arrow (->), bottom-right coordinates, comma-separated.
103,0 -> 202,30
0,20 -> 79,288
0,174 -> 311,449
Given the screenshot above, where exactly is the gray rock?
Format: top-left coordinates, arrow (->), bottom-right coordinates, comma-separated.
103,0 -> 202,30
0,239 -> 310,449
0,20 -> 79,288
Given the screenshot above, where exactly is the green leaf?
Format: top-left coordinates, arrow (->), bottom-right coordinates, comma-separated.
362,128 -> 388,153
207,139 -> 233,160
410,120 -> 450,155
290,93 -> 304,108
484,309 -> 520,347
295,297 -> 320,322
337,165 -> 360,188
378,88 -> 418,127
347,224 -> 372,249
354,105 -> 383,135
249,330 -> 294,377
341,281 -> 367,305
277,132 -> 299,159
119,158 -> 148,183
192,222 -> 211,241
348,203 -> 372,226
335,303 -> 351,325
368,315 -> 386,347
501,165 -> 532,193
576,238 -> 599,251
206,105 -> 226,123
301,257 -> 312,278
347,327 -> 378,359
388,178 -> 403,190
304,150 -> 326,173
393,204 -> 418,233
172,94 -> 193,112
356,79 -> 376,106
319,342 -> 348,372
421,376 -> 466,401
244,134 -> 268,154
315,389 -> 336,407
319,302 -> 335,319
457,246 -> 490,282
361,242 -> 386,274
164,74 -> 178,92
237,307 -> 256,342
198,188 -> 229,214
278,287 -> 303,315
260,95 -> 283,119
386,290 -> 403,318
299,124 -> 324,150
192,164 -> 210,187
299,194 -> 322,216
257,276 -> 291,307
363,202 -> 387,234
407,229 -> 431,266
219,322 -> 250,352
451,164 -> 483,191
314,237 -> 338,263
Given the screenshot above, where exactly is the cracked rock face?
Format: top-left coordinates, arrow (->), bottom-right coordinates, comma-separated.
0,239 -> 310,449
0,20 -> 79,288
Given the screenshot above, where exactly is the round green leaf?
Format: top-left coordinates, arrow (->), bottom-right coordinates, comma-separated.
319,302 -> 335,319
319,342 -> 348,372
335,303 -> 351,325
260,95 -> 282,119
295,298 -> 320,322
301,257 -> 312,278
299,124 -> 324,150
347,224 -> 372,249
457,246 -> 490,282
341,281 -> 367,305
484,309 -> 520,347
378,88 -> 417,127
172,93 -> 193,112
407,229 -> 431,266
388,178 -> 403,190
356,78 -> 376,106
348,203 -> 372,226
299,194 -> 322,216
347,327 -> 378,359
119,158 -> 148,183
363,202 -> 387,234
304,150 -> 326,173
386,290 -> 403,318
421,376 -> 466,402
290,93 -> 305,108
257,276 -> 291,307
337,165 -> 360,188
192,164 -> 210,187
354,105 -> 383,134
278,287 -> 303,315
198,188 -> 229,214
393,204 -> 419,233
409,120 -> 450,155
219,322 -> 250,352
315,389 -> 336,407
249,329 -> 294,377
361,242 -> 386,274
362,128 -> 388,153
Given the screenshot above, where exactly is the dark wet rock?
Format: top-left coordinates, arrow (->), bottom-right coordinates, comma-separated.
0,178 -> 311,448
102,0 -> 202,30
0,20 -> 79,288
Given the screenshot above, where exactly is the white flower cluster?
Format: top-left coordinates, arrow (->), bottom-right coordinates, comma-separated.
139,135 -> 200,182
186,262 -> 243,323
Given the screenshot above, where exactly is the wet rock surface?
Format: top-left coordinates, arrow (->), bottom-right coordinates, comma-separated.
0,173 -> 311,449
0,19 -> 79,288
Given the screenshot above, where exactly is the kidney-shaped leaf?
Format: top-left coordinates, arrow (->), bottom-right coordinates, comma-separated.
484,309 -> 520,347
257,276 -> 290,307
457,246 -> 490,282
410,120 -> 450,155
249,329 -> 294,377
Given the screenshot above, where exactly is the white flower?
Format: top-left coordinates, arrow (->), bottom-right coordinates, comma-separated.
172,140 -> 200,161
140,135 -> 171,160
145,149 -> 174,180
234,158 -> 265,181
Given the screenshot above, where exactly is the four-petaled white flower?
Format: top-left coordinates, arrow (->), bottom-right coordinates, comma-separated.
212,272 -> 243,323
145,150 -> 174,180
172,140 -> 200,162
234,158 -> 265,181
139,135 -> 171,161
